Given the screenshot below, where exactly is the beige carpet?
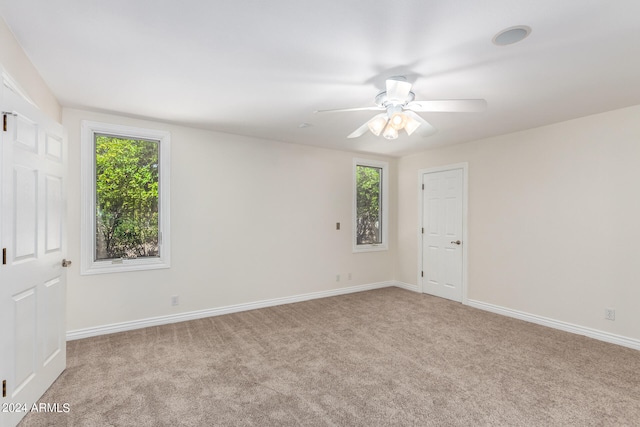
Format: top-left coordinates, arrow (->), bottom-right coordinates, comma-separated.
19,288 -> 640,426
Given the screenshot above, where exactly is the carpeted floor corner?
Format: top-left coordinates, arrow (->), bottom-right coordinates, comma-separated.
18,287 -> 640,426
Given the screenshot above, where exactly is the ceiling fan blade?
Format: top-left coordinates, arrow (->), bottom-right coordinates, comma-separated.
347,121 -> 371,139
315,106 -> 384,113
403,110 -> 437,137
347,113 -> 387,138
386,78 -> 412,102
405,99 -> 487,113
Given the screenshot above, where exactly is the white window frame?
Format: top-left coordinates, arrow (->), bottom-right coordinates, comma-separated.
80,120 -> 170,275
353,158 -> 388,253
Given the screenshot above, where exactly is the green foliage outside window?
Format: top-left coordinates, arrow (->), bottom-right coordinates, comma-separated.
95,135 -> 159,260
356,165 -> 382,245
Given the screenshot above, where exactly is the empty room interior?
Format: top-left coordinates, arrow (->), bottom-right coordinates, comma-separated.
1,1 -> 639,426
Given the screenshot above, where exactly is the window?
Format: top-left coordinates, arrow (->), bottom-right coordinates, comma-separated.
353,158 -> 388,252
81,121 -> 170,274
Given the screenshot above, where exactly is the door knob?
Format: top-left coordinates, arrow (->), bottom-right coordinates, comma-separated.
62,259 -> 72,267
451,240 -> 461,245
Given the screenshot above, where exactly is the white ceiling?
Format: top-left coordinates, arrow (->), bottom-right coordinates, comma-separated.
1,0 -> 640,157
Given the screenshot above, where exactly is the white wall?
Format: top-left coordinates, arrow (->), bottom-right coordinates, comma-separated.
397,104 -> 640,341
0,17 -> 60,121
63,108 -> 396,331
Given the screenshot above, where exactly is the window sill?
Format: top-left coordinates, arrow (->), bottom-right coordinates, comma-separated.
80,258 -> 170,275
353,244 -> 388,253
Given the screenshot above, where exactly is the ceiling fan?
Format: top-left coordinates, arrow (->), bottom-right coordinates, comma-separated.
315,77 -> 487,140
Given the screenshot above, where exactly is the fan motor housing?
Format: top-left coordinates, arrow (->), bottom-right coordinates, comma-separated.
375,91 -> 415,107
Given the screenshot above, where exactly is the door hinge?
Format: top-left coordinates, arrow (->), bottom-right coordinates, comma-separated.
422,183 -> 424,190
2,380 -> 6,398
421,271 -> 424,277
2,248 -> 6,265
421,227 -> 424,234
2,112 -> 17,132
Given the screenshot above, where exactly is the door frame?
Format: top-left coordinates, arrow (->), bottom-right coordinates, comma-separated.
417,162 -> 469,303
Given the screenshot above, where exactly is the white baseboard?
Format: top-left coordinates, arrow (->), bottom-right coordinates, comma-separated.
467,299 -> 640,351
393,281 -> 419,293
67,281 -> 395,341
69,282 -> 638,351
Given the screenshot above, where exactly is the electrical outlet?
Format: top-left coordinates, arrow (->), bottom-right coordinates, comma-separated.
336,274 -> 340,282
605,308 -> 615,321
348,272 -> 352,280
171,295 -> 179,306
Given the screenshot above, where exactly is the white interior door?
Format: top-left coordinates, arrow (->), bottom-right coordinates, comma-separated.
0,86 -> 67,427
421,167 -> 464,302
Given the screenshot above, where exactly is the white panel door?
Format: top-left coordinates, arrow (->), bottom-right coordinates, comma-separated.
421,168 -> 463,302
0,86 -> 67,427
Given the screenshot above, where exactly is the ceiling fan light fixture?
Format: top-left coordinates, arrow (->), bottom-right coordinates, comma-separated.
382,122 -> 398,140
368,115 -> 388,136
403,115 -> 421,136
389,112 -> 407,130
